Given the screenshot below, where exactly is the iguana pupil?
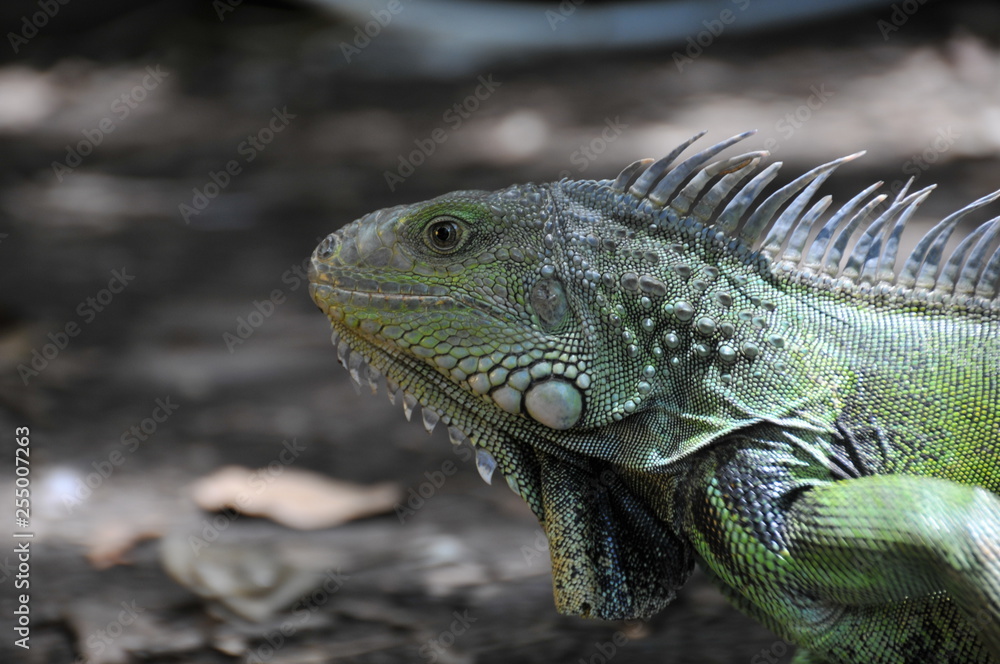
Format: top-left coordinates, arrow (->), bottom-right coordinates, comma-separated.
426,217 -> 462,252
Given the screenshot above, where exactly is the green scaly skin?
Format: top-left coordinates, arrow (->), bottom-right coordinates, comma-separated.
309,131 -> 1000,663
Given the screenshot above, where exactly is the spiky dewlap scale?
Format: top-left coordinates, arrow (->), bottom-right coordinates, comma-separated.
308,131 -> 1000,624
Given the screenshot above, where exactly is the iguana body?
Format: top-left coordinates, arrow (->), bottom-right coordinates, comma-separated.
309,132 -> 1000,663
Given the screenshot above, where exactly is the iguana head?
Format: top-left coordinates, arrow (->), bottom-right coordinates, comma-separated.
309,132 -> 842,474
309,185 -> 589,432
309,178 -> 705,619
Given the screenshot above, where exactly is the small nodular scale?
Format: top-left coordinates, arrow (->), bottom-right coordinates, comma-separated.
606,130 -> 1000,309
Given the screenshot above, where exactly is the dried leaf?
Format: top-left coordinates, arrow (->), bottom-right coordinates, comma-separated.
86,520 -> 165,569
190,465 -> 401,529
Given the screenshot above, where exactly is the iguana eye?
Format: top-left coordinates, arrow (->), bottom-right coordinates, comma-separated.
425,217 -> 465,253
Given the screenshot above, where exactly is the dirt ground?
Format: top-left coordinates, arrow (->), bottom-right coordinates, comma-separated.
2,1 -> 1000,662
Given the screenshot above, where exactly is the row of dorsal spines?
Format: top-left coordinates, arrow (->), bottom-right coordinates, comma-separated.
606,131 -> 1000,304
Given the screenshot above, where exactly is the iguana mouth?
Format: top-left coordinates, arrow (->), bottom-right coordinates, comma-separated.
308,279 -> 513,487
309,270 -> 519,324
310,282 -> 461,316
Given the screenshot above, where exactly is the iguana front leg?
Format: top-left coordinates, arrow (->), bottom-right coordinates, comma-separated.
787,475 -> 1000,653
684,439 -> 1000,663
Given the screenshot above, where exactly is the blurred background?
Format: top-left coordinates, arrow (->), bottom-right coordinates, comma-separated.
1,1 -> 999,662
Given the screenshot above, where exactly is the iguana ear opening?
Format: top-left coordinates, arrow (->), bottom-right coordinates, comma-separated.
535,449 -> 693,620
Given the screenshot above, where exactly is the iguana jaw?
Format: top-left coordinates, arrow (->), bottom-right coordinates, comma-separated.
309,267 -> 569,511
308,207 -> 595,437
304,205 -> 549,481
309,279 -> 509,482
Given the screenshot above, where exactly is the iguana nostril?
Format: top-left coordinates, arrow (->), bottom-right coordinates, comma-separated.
315,234 -> 339,260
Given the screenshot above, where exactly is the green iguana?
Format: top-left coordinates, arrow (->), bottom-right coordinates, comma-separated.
308,131 -> 1000,663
